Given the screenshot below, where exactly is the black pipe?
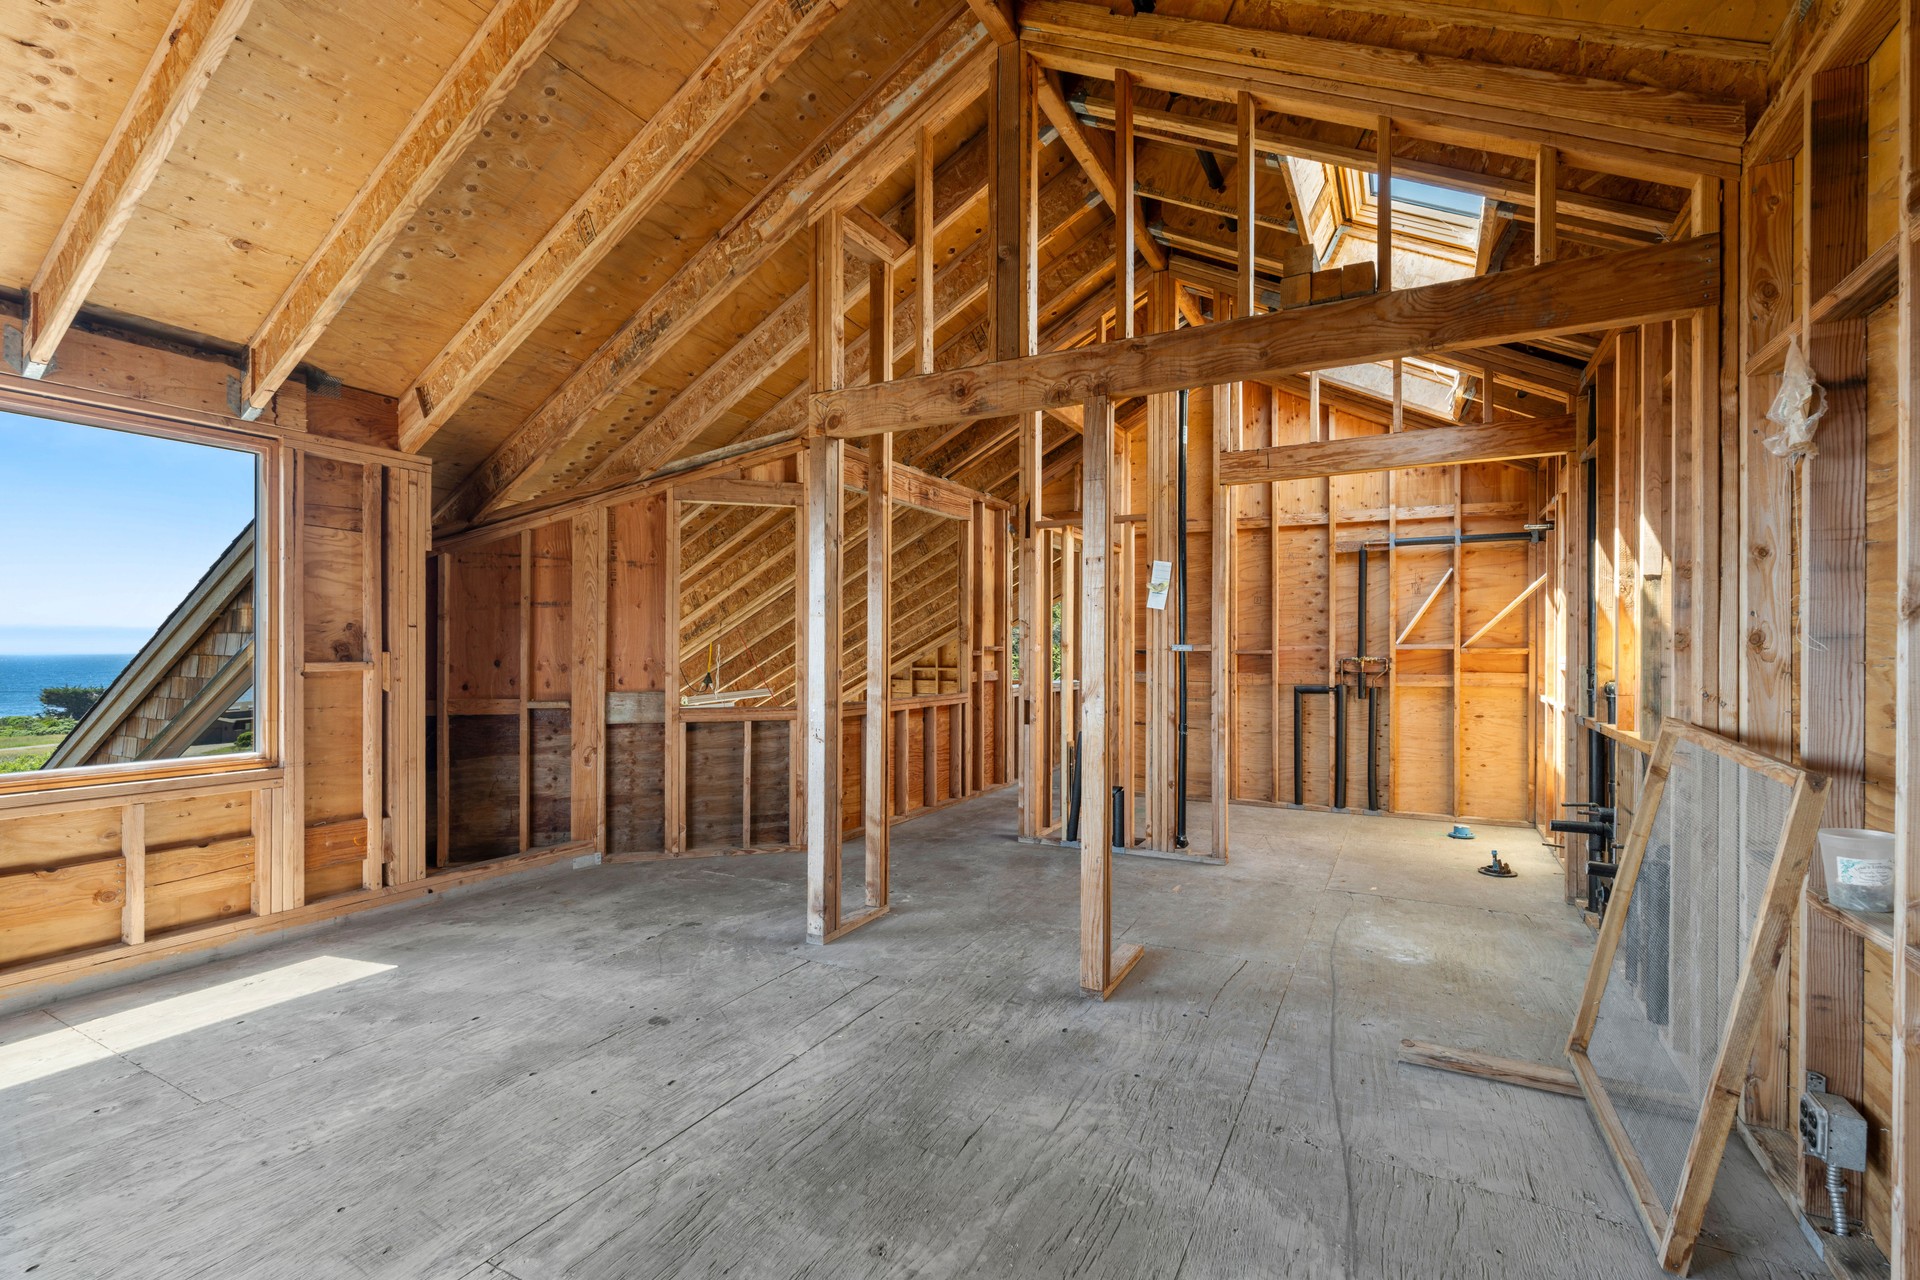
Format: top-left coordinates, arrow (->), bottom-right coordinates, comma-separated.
1175,390 -> 1190,848
1065,730 -> 1082,843
1374,530 -> 1543,548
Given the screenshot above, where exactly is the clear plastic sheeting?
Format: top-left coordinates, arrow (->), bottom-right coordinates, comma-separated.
1763,334 -> 1827,461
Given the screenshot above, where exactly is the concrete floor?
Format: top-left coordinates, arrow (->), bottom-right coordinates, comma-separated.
0,794 -> 1822,1279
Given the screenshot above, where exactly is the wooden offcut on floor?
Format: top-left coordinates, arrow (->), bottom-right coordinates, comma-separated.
0,796 -> 1821,1279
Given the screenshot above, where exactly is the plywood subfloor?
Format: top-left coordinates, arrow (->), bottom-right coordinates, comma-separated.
0,798 -> 1820,1279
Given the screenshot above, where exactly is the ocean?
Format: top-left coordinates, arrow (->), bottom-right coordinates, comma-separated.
0,655 -> 134,717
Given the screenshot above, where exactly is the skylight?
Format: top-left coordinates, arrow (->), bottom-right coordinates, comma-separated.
1366,173 -> 1482,217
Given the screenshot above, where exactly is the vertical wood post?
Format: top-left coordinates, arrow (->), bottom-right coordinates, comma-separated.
805,208 -> 849,942
992,42 -> 1043,837
120,802 -> 145,946
916,126 -> 936,377
664,493 -> 685,855
1210,364 -> 1237,859
1235,92 -> 1257,317
1081,395 -> 1144,998
1375,116 -> 1393,291
1144,271 -> 1179,848
1114,68 -> 1136,340
1892,8 -> 1919,1271
571,506 -> 608,852
1535,145 -> 1558,264
1080,396 -> 1114,988
863,386 -> 893,908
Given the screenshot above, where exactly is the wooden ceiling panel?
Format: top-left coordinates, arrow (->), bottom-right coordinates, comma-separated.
83,0 -> 494,340
545,0 -> 759,116
416,0 -> 951,504
0,0 -> 183,284
305,55 -> 642,394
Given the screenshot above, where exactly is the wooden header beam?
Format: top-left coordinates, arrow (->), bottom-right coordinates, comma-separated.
21,0 -> 257,377
814,234 -> 1720,436
1218,415 -> 1575,485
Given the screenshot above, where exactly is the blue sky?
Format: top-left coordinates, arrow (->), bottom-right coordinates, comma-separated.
0,410 -> 255,654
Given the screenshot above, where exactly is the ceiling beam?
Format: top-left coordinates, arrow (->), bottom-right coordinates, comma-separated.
397,0 -> 858,452
1297,0 -> 1768,63
20,0 -> 257,377
814,232 -> 1720,435
1219,414 -> 1576,485
439,16 -> 992,527
1019,1 -> 1745,180
239,0 -> 582,418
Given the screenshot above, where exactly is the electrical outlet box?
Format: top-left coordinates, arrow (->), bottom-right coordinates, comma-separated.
1799,1089 -> 1868,1172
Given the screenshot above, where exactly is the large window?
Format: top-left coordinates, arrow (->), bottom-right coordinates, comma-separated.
0,409 -> 260,777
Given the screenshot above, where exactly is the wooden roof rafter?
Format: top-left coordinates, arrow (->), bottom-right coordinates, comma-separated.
396,0 -> 861,452
437,12 -> 996,529
237,0 -> 585,419
19,0 -> 257,378
581,127 -> 1013,492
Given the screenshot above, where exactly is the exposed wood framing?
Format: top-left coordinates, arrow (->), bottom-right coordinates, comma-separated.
1018,1 -> 1747,180
439,16 -> 991,524
1220,416 -> 1577,485
819,236 -> 1720,435
20,0 -> 257,376
241,0 -> 583,417
397,0 -> 856,451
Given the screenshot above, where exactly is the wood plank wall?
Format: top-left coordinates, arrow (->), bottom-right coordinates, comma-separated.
0,323 -> 430,998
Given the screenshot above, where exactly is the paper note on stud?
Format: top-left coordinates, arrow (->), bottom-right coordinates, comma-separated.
1146,559 -> 1173,611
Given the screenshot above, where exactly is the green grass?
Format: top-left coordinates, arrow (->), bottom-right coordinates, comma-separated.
0,733 -> 66,749
0,746 -> 54,773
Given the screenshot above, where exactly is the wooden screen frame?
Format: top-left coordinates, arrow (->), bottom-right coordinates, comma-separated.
1564,718 -> 1831,1272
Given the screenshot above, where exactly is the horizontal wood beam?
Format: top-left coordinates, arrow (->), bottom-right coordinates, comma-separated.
439,16 -> 992,527
241,0 -> 581,417
816,234 -> 1719,436
1020,2 -> 1744,179
1219,415 -> 1575,485
21,0 -> 257,376
398,0 -> 857,451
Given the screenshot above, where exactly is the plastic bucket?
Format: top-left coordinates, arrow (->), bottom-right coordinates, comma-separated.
1818,828 -> 1896,914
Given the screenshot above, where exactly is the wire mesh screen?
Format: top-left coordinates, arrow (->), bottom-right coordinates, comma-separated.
1583,733 -> 1795,1211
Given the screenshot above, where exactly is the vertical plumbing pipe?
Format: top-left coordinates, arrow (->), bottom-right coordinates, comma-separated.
1175,390 -> 1190,848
